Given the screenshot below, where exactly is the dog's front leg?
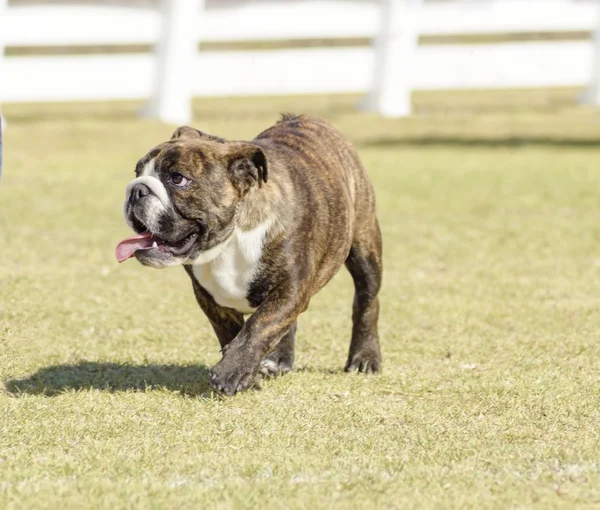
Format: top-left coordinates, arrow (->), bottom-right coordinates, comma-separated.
185,267 -> 244,349
208,288 -> 309,395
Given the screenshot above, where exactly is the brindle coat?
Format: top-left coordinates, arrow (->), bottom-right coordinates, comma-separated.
130,115 -> 382,395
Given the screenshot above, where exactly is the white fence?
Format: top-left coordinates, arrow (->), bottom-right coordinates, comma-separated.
1,0 -> 600,121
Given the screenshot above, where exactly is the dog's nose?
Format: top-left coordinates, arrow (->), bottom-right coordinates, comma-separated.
131,183 -> 151,202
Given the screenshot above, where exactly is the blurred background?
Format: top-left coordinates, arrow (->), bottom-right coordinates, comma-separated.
1,0 -> 600,365
2,0 -> 600,123
1,0 -> 600,366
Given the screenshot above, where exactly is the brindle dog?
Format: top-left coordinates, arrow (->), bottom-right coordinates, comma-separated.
117,115 -> 382,395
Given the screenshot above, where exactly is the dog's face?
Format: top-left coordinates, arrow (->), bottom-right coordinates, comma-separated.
119,127 -> 268,268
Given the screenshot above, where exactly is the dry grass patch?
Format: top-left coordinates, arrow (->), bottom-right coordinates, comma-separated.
1,89 -> 600,508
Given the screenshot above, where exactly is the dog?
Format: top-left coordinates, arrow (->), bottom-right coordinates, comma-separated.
116,114 -> 382,395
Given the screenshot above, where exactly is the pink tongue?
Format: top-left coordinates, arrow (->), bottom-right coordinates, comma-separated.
115,232 -> 155,263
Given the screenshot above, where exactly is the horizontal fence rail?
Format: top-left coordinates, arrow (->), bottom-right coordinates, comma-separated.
3,1 -> 599,46
1,42 -> 594,103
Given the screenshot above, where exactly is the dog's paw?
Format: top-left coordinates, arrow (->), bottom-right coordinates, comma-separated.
344,350 -> 381,374
209,357 -> 259,396
259,354 -> 293,377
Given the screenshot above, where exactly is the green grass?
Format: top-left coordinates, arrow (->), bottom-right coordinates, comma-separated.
1,88 -> 600,509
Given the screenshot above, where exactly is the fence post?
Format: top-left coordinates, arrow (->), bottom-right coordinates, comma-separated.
580,1 -> 600,106
361,0 -> 423,117
142,0 -> 202,124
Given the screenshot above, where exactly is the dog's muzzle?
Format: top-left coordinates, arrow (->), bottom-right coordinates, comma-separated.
124,175 -> 171,231
125,176 -> 170,209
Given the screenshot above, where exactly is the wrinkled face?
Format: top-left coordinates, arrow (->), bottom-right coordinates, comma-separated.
119,127 -> 267,268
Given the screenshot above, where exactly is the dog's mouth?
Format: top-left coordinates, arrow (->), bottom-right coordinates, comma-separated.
115,218 -> 199,263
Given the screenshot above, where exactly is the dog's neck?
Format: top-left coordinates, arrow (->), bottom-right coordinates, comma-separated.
234,184 -> 278,232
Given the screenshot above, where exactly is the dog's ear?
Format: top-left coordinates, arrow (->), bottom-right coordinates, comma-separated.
171,126 -> 226,143
227,143 -> 268,196
171,126 -> 202,140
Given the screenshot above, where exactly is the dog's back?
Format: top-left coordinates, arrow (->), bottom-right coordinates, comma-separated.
253,114 -> 379,293
255,113 -> 373,207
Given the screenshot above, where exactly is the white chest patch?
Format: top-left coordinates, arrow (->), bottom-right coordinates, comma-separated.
191,219 -> 272,314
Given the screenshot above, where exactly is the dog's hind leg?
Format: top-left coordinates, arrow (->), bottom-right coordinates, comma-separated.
344,216 -> 383,373
259,321 -> 296,376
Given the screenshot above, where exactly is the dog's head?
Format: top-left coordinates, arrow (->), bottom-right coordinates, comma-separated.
116,126 -> 268,268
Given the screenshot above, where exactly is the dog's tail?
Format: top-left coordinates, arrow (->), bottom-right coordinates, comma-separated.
278,112 -> 300,123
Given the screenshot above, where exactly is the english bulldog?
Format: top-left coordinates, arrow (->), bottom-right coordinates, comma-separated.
116,114 -> 382,395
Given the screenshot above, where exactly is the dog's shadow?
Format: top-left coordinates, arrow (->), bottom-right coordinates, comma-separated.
5,361 -> 211,397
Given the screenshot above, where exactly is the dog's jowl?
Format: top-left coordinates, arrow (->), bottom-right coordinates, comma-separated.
116,115 -> 383,395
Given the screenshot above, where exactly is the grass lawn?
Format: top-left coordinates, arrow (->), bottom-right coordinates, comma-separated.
1,89 -> 600,509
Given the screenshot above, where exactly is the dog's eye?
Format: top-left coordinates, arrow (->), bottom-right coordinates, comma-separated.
170,172 -> 188,187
